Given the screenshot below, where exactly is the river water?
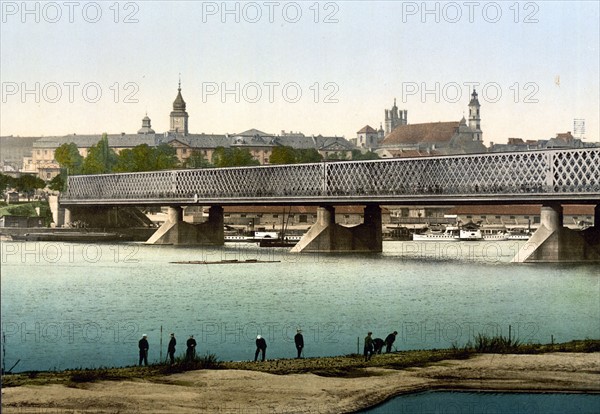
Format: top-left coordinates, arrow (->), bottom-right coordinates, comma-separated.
1,240 -> 598,372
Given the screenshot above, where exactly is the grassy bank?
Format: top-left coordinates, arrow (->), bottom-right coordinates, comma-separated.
2,338 -> 598,388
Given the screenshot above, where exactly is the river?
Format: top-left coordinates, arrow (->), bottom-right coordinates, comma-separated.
1,240 -> 598,372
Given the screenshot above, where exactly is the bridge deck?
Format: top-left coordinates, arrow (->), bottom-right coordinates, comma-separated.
61,148 -> 600,206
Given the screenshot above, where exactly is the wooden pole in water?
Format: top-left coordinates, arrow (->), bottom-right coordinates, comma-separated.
508,325 -> 512,342
357,337 -> 359,355
160,325 -> 163,363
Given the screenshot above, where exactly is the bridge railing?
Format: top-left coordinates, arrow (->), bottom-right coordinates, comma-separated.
63,148 -> 600,203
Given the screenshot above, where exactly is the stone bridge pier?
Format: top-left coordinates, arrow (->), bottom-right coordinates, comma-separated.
512,203 -> 600,263
291,205 -> 382,253
146,205 -> 224,245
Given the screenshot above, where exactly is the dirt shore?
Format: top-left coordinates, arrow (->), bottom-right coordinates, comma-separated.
2,352 -> 599,413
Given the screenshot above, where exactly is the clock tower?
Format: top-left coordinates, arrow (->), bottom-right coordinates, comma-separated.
170,80 -> 189,135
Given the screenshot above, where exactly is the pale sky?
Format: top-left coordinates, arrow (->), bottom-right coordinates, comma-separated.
1,1 -> 598,145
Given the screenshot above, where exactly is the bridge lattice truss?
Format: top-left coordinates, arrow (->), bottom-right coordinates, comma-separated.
62,149 -> 600,205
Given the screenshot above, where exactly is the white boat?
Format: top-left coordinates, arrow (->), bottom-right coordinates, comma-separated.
412,226 -> 460,241
480,228 -> 510,241
507,229 -> 533,240
459,228 -> 484,241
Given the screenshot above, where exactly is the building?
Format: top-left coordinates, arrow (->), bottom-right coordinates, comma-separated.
219,205 -> 391,229
489,132 -> 598,152
447,204 -> 595,229
376,89 -> 487,157
17,82 -> 355,178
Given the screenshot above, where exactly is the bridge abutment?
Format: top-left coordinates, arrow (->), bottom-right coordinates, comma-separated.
290,205 -> 382,253
146,205 -> 224,246
512,203 -> 600,263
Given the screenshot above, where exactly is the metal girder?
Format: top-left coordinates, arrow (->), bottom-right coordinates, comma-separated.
61,148 -> 600,206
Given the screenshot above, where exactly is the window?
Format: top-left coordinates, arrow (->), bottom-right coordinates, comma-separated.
240,214 -> 246,218
510,216 -> 515,219
466,215 -> 472,219
273,214 -> 278,219
495,216 -> 501,219
481,215 -> 486,219
524,216 -> 529,219
299,215 -> 307,223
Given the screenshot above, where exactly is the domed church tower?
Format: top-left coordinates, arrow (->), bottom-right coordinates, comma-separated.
170,79 -> 189,136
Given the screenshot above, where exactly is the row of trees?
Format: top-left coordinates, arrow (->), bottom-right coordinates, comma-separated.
0,173 -> 46,200
54,134 -> 381,176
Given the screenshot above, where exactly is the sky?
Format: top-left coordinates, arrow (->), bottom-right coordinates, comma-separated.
1,1 -> 599,146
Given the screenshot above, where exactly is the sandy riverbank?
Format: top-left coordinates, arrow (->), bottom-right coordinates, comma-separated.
2,352 -> 599,413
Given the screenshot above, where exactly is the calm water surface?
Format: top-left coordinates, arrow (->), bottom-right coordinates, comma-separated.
362,391 -> 600,414
1,240 -> 598,372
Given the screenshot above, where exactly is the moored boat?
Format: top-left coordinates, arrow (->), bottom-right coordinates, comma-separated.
412,226 -> 459,241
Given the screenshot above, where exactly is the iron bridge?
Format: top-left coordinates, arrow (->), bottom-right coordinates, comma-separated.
61,148 -> 600,206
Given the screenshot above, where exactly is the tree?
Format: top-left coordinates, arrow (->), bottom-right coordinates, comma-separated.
269,146 -> 296,165
152,143 -> 179,170
54,142 -> 84,175
269,147 -> 323,165
296,148 -> 322,163
184,150 -> 213,168
14,174 -> 46,201
212,147 -> 260,168
0,173 -> 15,197
115,144 -> 179,172
352,150 -> 380,161
47,173 -> 66,192
82,134 -> 118,174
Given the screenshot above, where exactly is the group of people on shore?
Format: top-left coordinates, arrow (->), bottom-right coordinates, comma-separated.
139,329 -> 397,365
138,333 -> 197,366
363,331 -> 398,361
138,329 -> 305,366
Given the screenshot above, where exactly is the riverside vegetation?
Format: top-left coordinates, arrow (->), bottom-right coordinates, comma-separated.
2,337 -> 598,388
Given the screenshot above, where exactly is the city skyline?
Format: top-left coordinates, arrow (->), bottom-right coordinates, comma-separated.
1,1 -> 598,145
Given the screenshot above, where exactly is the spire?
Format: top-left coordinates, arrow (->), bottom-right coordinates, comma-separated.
469,88 -> 480,107
172,79 -> 186,112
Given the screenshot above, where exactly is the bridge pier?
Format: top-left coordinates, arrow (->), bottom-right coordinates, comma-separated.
290,205 -> 382,253
512,203 -> 600,263
146,206 -> 224,246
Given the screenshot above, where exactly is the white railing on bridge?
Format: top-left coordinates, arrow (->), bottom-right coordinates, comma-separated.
62,148 -> 600,204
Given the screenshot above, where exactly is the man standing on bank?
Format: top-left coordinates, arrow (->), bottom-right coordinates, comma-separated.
294,328 -> 304,358
186,335 -> 197,361
255,335 -> 267,362
167,333 -> 177,365
385,331 -> 398,353
364,332 -> 374,361
138,334 -> 149,366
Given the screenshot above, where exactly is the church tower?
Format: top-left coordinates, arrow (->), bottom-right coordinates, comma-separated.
468,89 -> 482,141
170,80 -> 189,136
384,98 -> 408,136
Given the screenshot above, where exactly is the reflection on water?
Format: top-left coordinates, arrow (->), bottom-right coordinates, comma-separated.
1,240 -> 598,372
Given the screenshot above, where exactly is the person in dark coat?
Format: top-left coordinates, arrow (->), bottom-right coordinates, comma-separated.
363,332 -> 373,361
385,331 -> 398,353
138,334 -> 149,366
372,337 -> 385,354
294,329 -> 304,358
186,335 -> 197,361
167,333 -> 177,365
255,335 -> 267,362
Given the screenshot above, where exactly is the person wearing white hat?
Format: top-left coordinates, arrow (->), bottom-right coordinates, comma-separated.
254,335 -> 267,362
138,334 -> 149,366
